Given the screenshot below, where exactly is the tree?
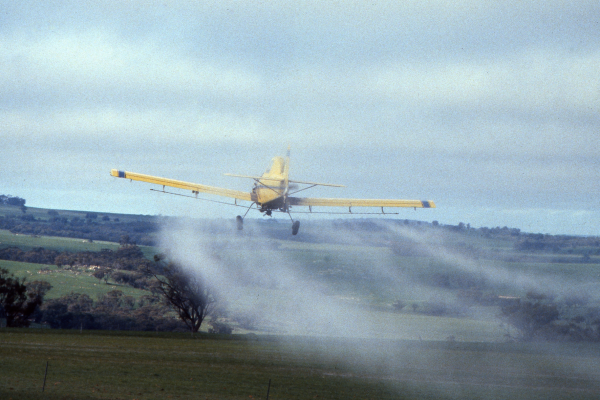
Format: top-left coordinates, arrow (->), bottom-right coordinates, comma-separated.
148,256 -> 215,333
119,235 -> 131,246
27,280 -> 53,300
392,300 -> 405,311
40,292 -> 95,329
0,195 -> 26,207
0,269 -> 48,327
92,268 -> 105,283
101,268 -> 112,284
95,290 -> 126,314
501,295 -> 560,341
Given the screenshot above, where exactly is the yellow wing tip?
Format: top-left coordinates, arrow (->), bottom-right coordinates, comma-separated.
110,169 -> 126,178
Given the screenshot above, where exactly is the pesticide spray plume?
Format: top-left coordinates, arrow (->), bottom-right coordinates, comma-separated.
158,216 -> 599,337
159,218 -> 392,338
379,220 -> 600,303
157,216 -> 600,396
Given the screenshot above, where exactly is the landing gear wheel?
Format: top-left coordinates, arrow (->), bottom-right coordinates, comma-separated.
292,220 -> 300,235
236,215 -> 243,230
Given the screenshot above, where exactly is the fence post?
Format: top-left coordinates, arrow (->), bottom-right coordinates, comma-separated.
266,378 -> 271,400
42,361 -> 49,392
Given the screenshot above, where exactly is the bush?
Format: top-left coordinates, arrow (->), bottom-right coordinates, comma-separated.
208,321 -> 234,334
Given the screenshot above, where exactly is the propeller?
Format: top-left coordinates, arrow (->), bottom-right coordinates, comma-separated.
282,146 -> 291,209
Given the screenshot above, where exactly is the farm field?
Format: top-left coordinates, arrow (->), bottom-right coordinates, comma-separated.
0,259 -> 150,300
0,229 -> 122,253
1,329 -> 599,400
0,228 -> 155,301
3,225 -> 600,308
0,229 -> 157,258
2,205 -> 600,398
2,210 -> 600,338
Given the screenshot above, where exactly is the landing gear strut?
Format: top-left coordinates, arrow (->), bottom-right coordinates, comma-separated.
236,202 -> 257,231
237,207 -> 301,235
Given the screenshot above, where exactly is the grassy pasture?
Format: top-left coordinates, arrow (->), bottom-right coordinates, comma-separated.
3,223 -> 600,336
0,260 -> 149,300
0,229 -> 157,257
1,329 -> 599,400
1,211 -> 600,398
0,229 -> 123,253
0,227 -> 156,300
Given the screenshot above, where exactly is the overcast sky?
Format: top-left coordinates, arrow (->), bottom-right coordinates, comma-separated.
1,1 -> 599,235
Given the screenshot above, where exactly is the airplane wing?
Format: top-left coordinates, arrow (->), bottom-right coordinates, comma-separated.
288,197 -> 435,209
110,170 -> 253,201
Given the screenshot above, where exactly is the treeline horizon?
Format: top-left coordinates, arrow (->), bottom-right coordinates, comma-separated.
1,197 -> 598,247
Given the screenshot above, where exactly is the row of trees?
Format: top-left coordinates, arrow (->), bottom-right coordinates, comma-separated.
0,245 -> 152,272
0,214 -> 157,246
3,201 -> 600,252
500,292 -> 600,342
0,195 -> 26,207
38,290 -> 187,331
1,253 -> 218,334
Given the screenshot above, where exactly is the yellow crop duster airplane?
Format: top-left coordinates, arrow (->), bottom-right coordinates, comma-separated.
111,149 -> 435,235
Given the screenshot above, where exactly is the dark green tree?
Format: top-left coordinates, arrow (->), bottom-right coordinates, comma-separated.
40,293 -> 95,329
0,269 -> 48,327
148,256 -> 215,333
501,294 -> 560,341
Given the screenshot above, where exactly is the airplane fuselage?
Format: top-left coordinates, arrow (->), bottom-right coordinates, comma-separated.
251,156 -> 289,212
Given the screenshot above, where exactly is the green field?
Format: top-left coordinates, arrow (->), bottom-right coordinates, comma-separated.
2,219 -> 600,337
0,259 -> 149,300
0,228 -> 152,301
0,230 -> 120,253
0,229 -> 156,256
3,206 -> 600,397
1,329 -> 599,400
0,228 -> 156,301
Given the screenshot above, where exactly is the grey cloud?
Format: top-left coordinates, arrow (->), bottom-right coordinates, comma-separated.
1,1 -> 599,235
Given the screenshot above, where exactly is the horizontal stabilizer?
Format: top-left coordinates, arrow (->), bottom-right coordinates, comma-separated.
224,173 -> 345,188
224,173 -> 279,181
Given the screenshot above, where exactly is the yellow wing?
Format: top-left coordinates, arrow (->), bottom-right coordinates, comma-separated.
288,197 -> 435,209
110,170 -> 253,201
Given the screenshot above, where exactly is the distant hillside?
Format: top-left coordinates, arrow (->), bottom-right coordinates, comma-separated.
1,203 -> 599,250
0,204 -> 159,245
